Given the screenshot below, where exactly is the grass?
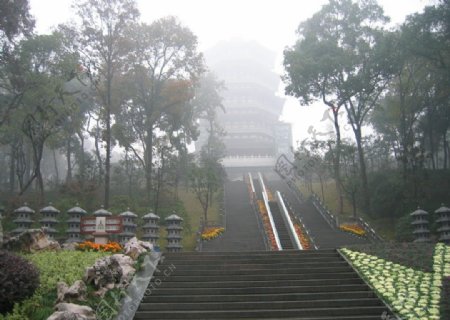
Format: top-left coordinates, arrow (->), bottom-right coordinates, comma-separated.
0,251 -> 110,320
298,180 -> 396,240
171,189 -> 221,251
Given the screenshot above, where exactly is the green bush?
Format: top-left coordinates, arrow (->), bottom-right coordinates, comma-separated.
1,250 -> 109,320
0,250 -> 40,314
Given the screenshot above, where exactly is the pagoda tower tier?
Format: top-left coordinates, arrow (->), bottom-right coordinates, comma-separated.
12,204 -> 35,235
435,205 -> 450,243
142,213 -> 160,245
119,209 -> 138,244
39,204 -> 60,239
410,207 -> 430,242
66,205 -> 87,243
165,214 -> 183,253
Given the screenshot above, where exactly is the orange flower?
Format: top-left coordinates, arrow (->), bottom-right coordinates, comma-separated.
294,224 -> 312,250
339,223 -> 366,237
76,241 -> 123,253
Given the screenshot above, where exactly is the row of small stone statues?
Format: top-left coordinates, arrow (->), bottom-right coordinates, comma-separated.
410,205 -> 450,243
6,203 -> 184,251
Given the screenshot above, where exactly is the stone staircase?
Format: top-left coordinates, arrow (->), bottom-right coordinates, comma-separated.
268,201 -> 295,249
134,250 -> 392,319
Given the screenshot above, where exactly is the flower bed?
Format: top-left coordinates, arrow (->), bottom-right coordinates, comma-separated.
201,227 -> 225,241
294,223 -> 312,250
340,223 -> 366,237
341,243 -> 450,320
76,241 -> 123,253
257,200 -> 278,250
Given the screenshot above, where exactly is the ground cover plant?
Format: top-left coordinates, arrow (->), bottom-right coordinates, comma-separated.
0,250 -> 110,320
341,243 -> 450,320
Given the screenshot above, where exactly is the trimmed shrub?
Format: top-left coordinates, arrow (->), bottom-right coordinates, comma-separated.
0,250 -> 39,314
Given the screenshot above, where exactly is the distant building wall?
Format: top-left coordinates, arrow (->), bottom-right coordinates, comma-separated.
198,40 -> 292,167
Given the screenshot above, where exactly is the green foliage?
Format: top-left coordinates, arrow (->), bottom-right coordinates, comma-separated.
368,170 -> 405,218
342,244 -> 450,320
442,276 -> 450,319
25,251 -> 109,293
0,250 -> 40,314
0,251 -> 109,320
345,242 -> 435,272
395,214 -> 414,242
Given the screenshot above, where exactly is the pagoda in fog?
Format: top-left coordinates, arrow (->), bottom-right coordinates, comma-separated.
199,40 -> 292,168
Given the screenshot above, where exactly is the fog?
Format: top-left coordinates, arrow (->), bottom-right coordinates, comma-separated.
30,0 -> 427,144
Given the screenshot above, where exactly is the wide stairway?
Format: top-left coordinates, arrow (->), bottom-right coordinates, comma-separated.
134,250 -> 392,319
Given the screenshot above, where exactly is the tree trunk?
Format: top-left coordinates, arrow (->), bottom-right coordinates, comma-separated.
77,130 -> 85,183
144,130 -> 153,204
52,149 -> 59,184
66,137 -> 72,183
9,145 -> 16,193
93,123 -> 103,180
332,108 -> 344,215
351,191 -> 357,218
354,127 -> 370,212
104,104 -> 111,208
319,174 -> 325,202
444,130 -> 448,170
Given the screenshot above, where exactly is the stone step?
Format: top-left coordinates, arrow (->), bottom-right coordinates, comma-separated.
138,298 -> 383,311
163,249 -> 337,258
142,290 -> 378,303
157,261 -> 348,271
145,284 -> 371,296
150,277 -> 364,288
157,271 -> 361,282
158,255 -> 342,265
154,265 -> 352,276
134,306 -> 389,319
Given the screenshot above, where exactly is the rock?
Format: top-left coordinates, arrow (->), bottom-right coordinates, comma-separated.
124,237 -> 153,260
84,254 -> 136,297
56,280 -> 87,303
2,228 -> 60,252
47,311 -> 90,320
62,242 -> 78,251
111,254 -> 135,287
48,303 -> 96,320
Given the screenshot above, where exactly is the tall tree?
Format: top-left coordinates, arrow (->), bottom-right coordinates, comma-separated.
284,0 -> 392,212
3,33 -> 80,203
65,0 -> 140,208
0,0 -> 34,128
114,16 -> 204,202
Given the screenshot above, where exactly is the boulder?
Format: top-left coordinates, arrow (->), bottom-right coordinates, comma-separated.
48,303 -> 96,320
62,242 -> 78,251
84,254 -> 135,296
56,280 -> 87,303
2,228 -> 60,252
124,237 -> 153,260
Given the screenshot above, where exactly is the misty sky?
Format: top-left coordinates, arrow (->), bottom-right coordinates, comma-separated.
30,0 -> 428,146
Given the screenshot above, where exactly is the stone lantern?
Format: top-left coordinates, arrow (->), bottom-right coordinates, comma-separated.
66,205 -> 87,243
435,204 -> 450,244
165,214 -> 183,253
12,203 -> 35,235
39,203 -> 60,239
142,213 -> 160,245
93,206 -> 112,217
410,207 -> 430,242
119,208 -> 137,243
